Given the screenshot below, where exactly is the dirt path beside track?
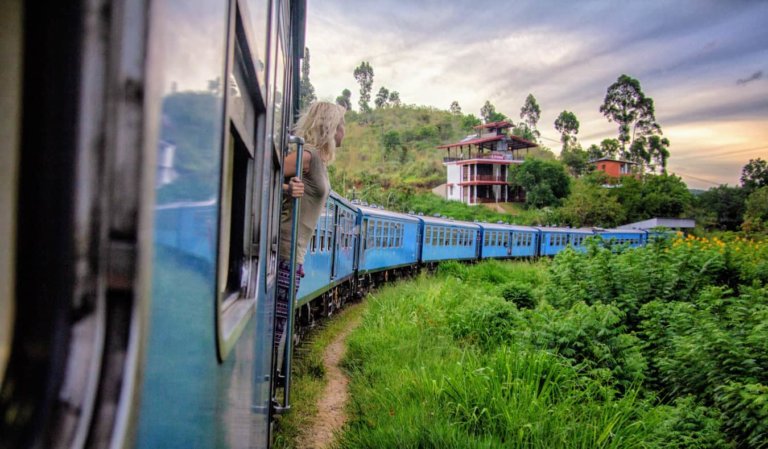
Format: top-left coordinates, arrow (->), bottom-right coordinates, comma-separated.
296,316 -> 361,449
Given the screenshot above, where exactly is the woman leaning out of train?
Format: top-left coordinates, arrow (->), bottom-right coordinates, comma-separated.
274,101 -> 346,372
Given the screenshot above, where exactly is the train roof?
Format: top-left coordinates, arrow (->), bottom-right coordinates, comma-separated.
329,191 -> 359,212
355,203 -> 421,223
475,222 -> 538,232
417,214 -> 482,229
595,228 -> 647,235
534,226 -> 595,234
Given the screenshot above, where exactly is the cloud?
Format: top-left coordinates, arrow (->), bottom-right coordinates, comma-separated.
307,0 -> 768,188
737,70 -> 764,85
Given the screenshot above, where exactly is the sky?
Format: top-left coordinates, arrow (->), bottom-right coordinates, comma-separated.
305,0 -> 768,190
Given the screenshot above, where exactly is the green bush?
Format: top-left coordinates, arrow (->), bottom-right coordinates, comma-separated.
500,282 -> 537,309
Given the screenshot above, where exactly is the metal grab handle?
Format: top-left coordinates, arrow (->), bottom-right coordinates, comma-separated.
274,134 -> 304,415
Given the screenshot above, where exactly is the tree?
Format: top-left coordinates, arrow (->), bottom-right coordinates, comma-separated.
559,180 -> 625,227
450,101 -> 462,115
353,61 -> 374,113
520,94 -> 541,141
600,138 -> 621,159
335,88 -> 352,110
740,158 -> 768,193
479,101 -> 508,124
647,135 -> 670,173
375,86 -> 390,109
554,110 -> 579,147
299,47 -> 317,110
511,123 -> 537,143
560,145 -> 590,177
480,100 -> 496,123
599,75 -> 663,165
381,130 -> 401,156
586,144 -> 604,161
388,91 -> 401,107
742,186 -> 768,233
695,185 -> 746,231
461,114 -> 482,131
613,174 -> 692,222
509,159 -> 570,208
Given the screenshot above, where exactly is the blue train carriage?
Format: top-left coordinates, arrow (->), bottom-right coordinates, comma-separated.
357,204 -> 422,283
296,192 -> 359,317
536,227 -> 595,256
595,228 -> 648,249
420,216 -> 481,264
478,222 -> 539,259
1,0 -> 307,448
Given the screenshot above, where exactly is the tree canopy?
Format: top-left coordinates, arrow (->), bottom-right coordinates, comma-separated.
520,94 -> 541,141
599,75 -> 668,172
335,88 -> 352,110
353,61 -> 374,113
509,159 -> 570,209
740,158 -> 768,193
480,100 -> 507,124
375,86 -> 390,109
554,110 -> 579,146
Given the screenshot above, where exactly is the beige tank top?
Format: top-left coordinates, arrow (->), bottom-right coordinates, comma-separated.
278,146 -> 330,264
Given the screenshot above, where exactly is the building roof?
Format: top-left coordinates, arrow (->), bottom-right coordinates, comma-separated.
589,158 -> 636,164
437,134 -> 537,151
618,218 -> 696,230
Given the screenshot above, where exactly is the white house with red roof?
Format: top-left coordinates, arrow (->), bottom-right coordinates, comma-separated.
436,121 -> 537,205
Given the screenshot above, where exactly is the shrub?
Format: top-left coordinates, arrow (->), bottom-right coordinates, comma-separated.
500,282 -> 537,309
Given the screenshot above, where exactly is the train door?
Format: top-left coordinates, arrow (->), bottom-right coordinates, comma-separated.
358,217 -> 371,268
0,1 -> 157,447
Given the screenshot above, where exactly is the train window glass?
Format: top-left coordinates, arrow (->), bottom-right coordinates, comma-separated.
452,229 -> 458,246
365,219 -> 376,249
382,222 -> 388,248
425,226 -> 431,246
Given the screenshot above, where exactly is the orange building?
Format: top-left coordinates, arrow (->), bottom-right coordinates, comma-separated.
591,158 -> 635,178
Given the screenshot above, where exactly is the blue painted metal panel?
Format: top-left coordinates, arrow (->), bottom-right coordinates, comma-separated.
420,219 -> 481,262
358,207 -> 420,273
330,194 -> 358,284
537,228 -> 594,256
596,229 -> 647,248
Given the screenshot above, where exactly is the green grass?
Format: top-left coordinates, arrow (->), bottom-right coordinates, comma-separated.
272,301 -> 366,449
335,259 -> 737,448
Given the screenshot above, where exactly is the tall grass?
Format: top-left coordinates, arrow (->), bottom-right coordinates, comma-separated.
335,261 -> 724,448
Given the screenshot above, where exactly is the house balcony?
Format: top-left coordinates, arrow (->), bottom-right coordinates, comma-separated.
443,151 -> 523,164
459,174 -> 508,184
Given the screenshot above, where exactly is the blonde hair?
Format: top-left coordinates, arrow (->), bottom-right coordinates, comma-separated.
293,101 -> 346,163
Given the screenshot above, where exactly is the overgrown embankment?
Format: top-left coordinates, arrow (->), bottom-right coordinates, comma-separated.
338,236 -> 768,448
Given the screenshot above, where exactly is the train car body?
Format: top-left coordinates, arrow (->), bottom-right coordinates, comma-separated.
478,223 -> 539,259
297,192 -> 359,307
357,205 -> 421,273
420,216 -> 481,263
595,229 -> 648,248
537,227 -> 595,256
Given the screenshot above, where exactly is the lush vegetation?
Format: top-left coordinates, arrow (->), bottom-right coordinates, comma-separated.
337,236 -> 768,448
